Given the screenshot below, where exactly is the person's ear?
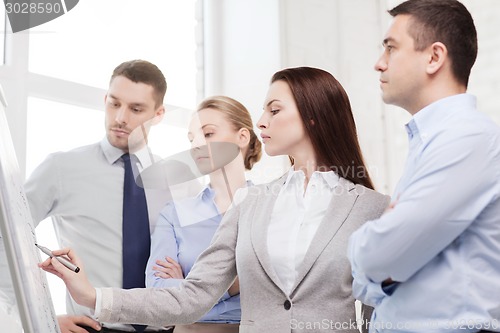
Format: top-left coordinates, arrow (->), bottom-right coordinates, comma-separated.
237,128 -> 251,149
151,105 -> 165,125
426,42 -> 447,75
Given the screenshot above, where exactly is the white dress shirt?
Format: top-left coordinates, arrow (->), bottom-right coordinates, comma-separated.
267,167 -> 339,294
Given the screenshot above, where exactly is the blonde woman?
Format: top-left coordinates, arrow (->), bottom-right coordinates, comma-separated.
146,96 -> 261,333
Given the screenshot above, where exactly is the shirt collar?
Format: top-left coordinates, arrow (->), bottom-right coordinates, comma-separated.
284,166 -> 339,190
100,137 -> 154,169
406,94 -> 477,143
197,180 -> 254,201
197,185 -> 215,201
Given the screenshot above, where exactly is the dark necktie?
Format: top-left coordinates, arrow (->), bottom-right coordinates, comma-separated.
122,153 -> 150,333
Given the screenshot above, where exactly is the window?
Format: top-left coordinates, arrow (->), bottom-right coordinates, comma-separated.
28,0 -> 198,108
1,8 -> 6,64
23,1 -> 200,314
26,98 -> 104,174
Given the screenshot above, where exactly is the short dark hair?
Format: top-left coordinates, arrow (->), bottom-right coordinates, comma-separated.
389,0 -> 477,87
110,60 -> 167,107
271,67 -> 374,190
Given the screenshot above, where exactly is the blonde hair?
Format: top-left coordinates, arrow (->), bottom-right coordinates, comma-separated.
197,96 -> 262,170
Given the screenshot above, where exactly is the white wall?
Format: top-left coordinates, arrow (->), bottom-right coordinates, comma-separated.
203,0 -> 286,183
463,0 -> 500,125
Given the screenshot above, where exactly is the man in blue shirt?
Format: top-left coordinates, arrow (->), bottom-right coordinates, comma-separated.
348,1 -> 500,332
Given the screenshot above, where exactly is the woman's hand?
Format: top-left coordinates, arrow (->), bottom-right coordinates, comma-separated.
152,257 -> 184,279
38,248 -> 96,309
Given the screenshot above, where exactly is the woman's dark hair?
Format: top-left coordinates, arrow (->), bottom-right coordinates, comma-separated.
271,67 -> 374,189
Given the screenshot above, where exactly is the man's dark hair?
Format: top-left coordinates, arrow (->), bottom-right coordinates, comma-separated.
389,0 -> 477,87
111,60 -> 167,107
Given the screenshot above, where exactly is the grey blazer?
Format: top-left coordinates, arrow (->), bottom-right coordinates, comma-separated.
99,176 -> 390,332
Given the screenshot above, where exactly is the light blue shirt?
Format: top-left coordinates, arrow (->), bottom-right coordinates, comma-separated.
348,94 -> 500,332
146,184 -> 243,323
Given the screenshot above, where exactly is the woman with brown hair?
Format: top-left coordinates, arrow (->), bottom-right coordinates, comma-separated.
40,67 -> 389,333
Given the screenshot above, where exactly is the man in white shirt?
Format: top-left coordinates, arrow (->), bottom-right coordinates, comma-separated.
25,60 -> 173,333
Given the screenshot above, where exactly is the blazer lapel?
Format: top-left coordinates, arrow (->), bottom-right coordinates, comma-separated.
290,178 -> 358,295
250,174 -> 287,292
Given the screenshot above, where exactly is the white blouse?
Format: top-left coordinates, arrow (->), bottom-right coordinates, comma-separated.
267,167 -> 339,294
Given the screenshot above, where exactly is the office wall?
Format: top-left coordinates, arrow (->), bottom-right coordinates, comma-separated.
203,0 -> 286,183
277,0 -> 500,193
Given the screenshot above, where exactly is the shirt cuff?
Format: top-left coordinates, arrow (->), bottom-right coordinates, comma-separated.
351,269 -> 388,307
98,288 -> 115,322
94,288 -> 102,319
94,288 -> 114,322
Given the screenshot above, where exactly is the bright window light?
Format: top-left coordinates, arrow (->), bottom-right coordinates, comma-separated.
26,0 -> 198,313
27,97 -> 104,314
26,98 -> 104,175
28,0 -> 197,109
1,9 -> 5,64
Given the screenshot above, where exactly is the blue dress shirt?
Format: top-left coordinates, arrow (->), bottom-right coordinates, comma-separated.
146,185 -> 243,323
348,94 -> 500,332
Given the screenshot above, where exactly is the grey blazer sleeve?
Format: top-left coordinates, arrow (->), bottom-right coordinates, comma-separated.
99,198 -> 241,326
355,186 -> 390,333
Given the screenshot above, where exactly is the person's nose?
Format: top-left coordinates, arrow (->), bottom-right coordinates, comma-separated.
374,52 -> 388,72
256,112 -> 268,130
115,106 -> 129,125
190,133 -> 206,149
